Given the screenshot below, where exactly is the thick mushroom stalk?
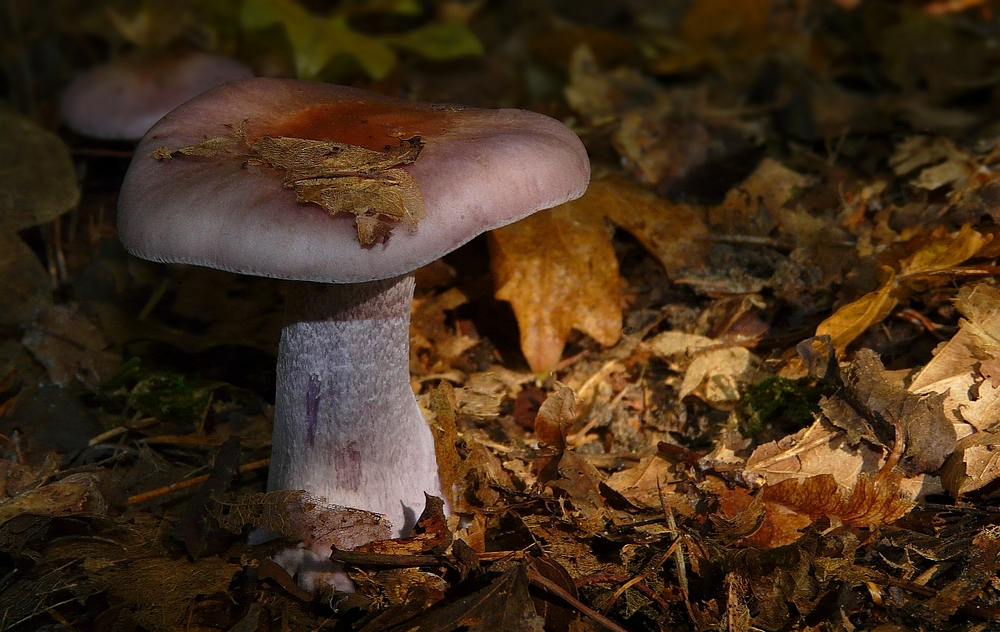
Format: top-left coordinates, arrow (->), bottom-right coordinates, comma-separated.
271,275 -> 439,537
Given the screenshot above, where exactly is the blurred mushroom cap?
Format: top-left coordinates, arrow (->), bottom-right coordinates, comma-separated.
60,51 -> 254,140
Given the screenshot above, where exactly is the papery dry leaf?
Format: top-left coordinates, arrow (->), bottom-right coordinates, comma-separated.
490,175 -> 710,373
709,158 -> 812,231
20,303 -> 120,388
814,271 -> 898,356
898,223 -> 991,279
0,112 -> 79,231
211,489 -> 391,551
489,199 -> 621,374
410,287 -> 477,375
645,331 -> 767,409
534,386 -> 578,451
940,431 -> 1000,497
817,225 -> 990,355
822,349 -> 956,476
746,421 -> 870,490
909,282 -> 1000,433
394,564 -> 544,631
604,455 -> 682,509
166,132 -> 424,245
593,175 -> 709,271
0,473 -> 107,525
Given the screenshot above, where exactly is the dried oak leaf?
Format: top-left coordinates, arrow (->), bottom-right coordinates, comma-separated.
717,471 -> 914,549
816,224 -> 990,355
211,489 -> 391,551
821,349 -> 956,476
390,564 -> 544,631
909,282 -> 1000,433
490,176 -> 708,373
164,132 -> 424,246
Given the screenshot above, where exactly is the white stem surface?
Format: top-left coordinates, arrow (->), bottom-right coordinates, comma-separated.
267,274 -> 441,539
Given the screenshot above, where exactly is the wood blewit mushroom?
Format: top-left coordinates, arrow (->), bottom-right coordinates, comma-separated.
116,77 -> 590,585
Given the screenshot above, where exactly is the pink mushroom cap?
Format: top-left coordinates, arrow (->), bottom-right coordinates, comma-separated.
60,51 -> 254,141
116,77 -> 591,282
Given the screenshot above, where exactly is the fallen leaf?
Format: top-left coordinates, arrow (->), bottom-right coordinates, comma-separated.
211,489 -> 392,551
21,303 -> 121,388
821,349 -> 957,476
489,196 -> 621,374
0,112 -> 79,231
908,282 -> 1000,433
940,431 -> 1000,497
0,473 -> 107,525
815,224 -> 990,354
392,564 -> 544,631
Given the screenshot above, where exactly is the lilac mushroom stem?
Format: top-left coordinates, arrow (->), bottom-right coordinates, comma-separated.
270,275 -> 440,537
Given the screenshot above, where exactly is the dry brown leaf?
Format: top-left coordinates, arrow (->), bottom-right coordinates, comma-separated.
0,473 -> 107,525
21,303 -> 120,388
83,556 -> 238,632
814,271 -> 898,356
490,175 -> 710,373
604,455 -> 682,509
645,331 -> 767,409
165,132 -> 424,245
717,470 -> 914,549
816,224 -> 990,354
594,175 -> 709,271
940,431 -> 1000,497
822,349 -> 956,477
489,199 -> 621,374
909,282 -> 1000,434
709,158 -> 812,232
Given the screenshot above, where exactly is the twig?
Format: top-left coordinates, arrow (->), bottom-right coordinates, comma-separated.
126,458 -> 269,505
526,568 -> 630,632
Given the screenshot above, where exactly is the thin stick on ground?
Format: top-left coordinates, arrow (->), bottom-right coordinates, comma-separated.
126,458 -> 270,505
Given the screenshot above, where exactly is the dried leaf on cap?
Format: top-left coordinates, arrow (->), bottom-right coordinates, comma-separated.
158,131 -> 425,246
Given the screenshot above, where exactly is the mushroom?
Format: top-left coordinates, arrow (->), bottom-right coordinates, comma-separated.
116,77 -> 590,582
60,51 -> 253,140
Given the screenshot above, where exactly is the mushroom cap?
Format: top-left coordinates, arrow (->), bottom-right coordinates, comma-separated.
117,77 -> 590,283
60,52 -> 254,140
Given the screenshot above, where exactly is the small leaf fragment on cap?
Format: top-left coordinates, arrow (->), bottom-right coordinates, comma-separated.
160,129 -> 425,245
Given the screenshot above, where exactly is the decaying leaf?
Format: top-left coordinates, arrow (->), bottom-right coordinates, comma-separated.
821,349 -> 956,476
395,564 -> 544,631
815,225 -> 991,354
211,489 -> 391,551
162,131 -> 425,246
0,111 -> 79,231
490,176 -> 709,373
909,282 -> 1000,435
941,431 -> 1000,498
0,472 -> 108,526
646,331 -> 767,409
489,197 -> 621,374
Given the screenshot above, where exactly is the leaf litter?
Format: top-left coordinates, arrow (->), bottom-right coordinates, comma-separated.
8,0 -> 1000,630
